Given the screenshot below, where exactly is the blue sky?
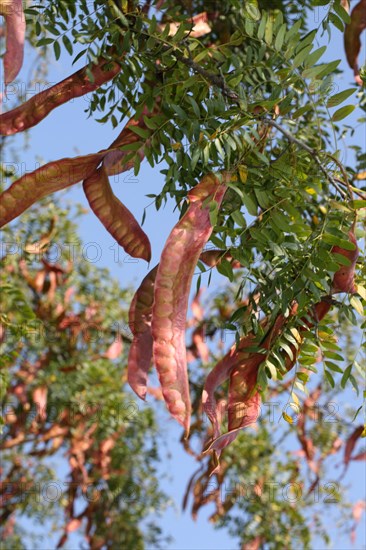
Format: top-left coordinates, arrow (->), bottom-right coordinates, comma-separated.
1,6 -> 365,549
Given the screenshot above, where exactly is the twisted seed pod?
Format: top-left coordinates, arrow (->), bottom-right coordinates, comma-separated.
127,265 -> 159,399
83,165 -> 151,261
152,173 -> 228,434
0,58 -> 121,135
202,313 -> 287,456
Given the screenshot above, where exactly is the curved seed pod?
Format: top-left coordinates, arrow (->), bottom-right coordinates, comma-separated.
344,0 -> 366,85
203,356 -> 262,459
331,224 -> 359,293
0,57 -> 121,135
83,165 -> 151,261
0,0 -> 26,85
202,332 -> 258,445
0,152 -> 105,227
127,265 -> 159,399
152,173 -> 228,434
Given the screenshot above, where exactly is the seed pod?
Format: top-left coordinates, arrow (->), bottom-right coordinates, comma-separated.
331,224 -> 359,293
0,152 -> 105,227
203,306 -> 300,457
152,173 -> 228,434
0,57 -> 121,135
83,165 -> 151,261
127,265 -> 159,399
0,0 -> 26,85
344,0 -> 366,85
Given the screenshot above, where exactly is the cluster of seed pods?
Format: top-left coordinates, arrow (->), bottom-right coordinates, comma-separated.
128,173 -> 229,434
0,107 -> 155,262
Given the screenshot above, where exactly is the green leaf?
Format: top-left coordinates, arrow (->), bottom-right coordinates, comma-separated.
322,233 -> 356,250
275,23 -> 287,51
324,361 -> 343,373
350,199 -> 366,209
324,370 -> 335,388
193,49 -> 209,63
62,35 -> 73,56
187,96 -> 201,118
333,3 -> 351,24
323,351 -> 344,362
245,0 -> 261,21
129,126 -> 151,139
171,104 -> 187,119
296,372 -> 309,383
350,295 -> 364,315
293,45 -> 313,68
286,19 -> 302,41
36,37 -> 54,46
340,364 -> 352,388
326,89 -> 356,108
304,45 -> 327,68
118,141 -> 143,152
53,40 -> 61,60
208,200 -> 219,226
329,12 -> 344,32
331,252 -> 352,266
265,17 -> 273,46
304,59 -> 341,79
331,104 -> 356,121
72,48 -> 87,65
265,360 -> 277,380
257,11 -> 267,40
216,258 -> 234,282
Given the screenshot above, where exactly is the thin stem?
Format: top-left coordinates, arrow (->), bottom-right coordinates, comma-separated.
263,119 -> 348,198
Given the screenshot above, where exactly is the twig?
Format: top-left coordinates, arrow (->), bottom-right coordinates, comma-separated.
263,119 -> 348,198
335,178 -> 366,201
172,49 -> 240,102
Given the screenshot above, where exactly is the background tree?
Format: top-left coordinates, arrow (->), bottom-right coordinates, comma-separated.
0,199 -> 168,549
